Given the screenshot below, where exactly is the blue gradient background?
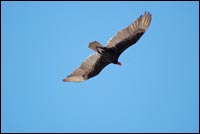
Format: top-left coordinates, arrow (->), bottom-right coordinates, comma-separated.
1,1 -> 199,133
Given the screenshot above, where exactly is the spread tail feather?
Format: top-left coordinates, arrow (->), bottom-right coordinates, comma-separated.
88,41 -> 103,52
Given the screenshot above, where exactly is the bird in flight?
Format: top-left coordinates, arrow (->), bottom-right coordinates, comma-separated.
63,11 -> 152,82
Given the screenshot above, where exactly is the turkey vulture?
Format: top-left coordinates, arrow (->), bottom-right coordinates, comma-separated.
63,11 -> 152,82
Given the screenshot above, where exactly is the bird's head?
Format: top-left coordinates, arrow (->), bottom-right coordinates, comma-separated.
117,61 -> 122,66
114,61 -> 122,66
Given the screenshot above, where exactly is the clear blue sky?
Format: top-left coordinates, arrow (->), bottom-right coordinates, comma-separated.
1,1 -> 199,133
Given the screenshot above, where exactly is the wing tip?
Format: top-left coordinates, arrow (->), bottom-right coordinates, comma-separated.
63,76 -> 86,82
139,11 -> 152,30
144,11 -> 151,15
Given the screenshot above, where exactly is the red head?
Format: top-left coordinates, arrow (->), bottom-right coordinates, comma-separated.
117,61 -> 122,66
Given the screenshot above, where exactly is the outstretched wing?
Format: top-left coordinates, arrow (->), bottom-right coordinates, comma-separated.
63,53 -> 110,82
106,11 -> 152,56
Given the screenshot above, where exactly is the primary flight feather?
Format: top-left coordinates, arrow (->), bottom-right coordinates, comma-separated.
63,11 -> 152,82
